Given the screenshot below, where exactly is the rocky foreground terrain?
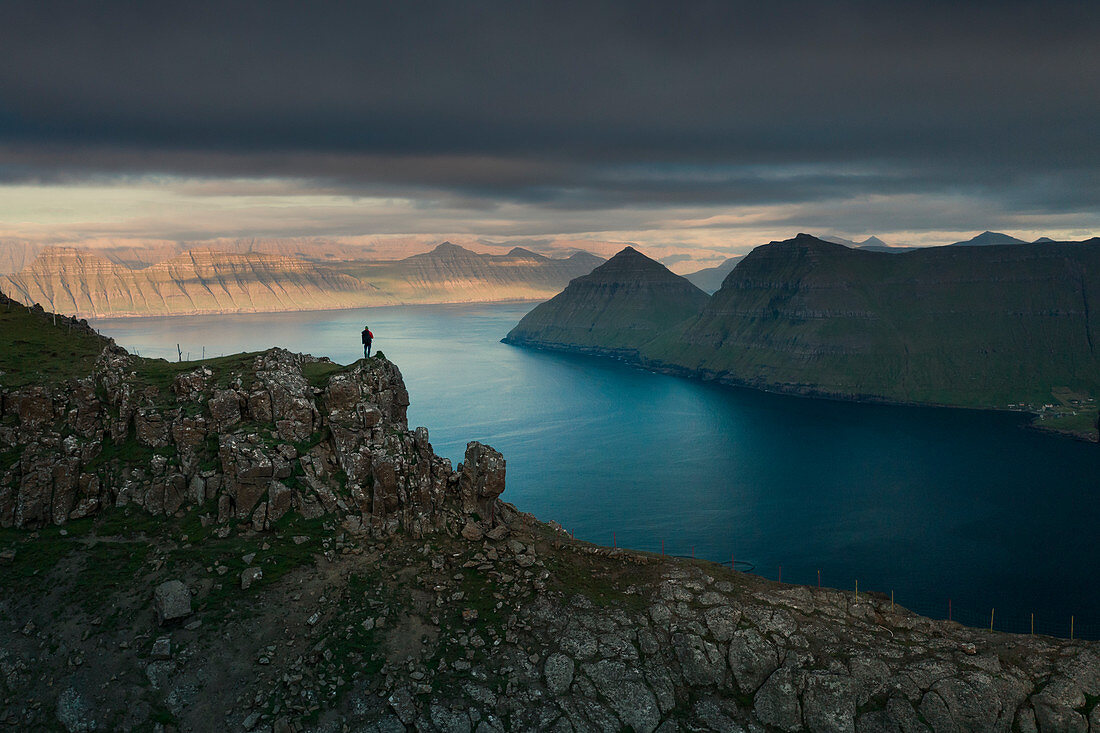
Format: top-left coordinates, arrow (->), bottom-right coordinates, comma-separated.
1,300 -> 1098,731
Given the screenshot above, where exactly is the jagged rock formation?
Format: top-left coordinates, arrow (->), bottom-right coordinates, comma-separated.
504,246 -> 709,353
0,297 -> 1097,731
507,235 -> 1100,420
0,337 -> 509,539
2,502 -> 1099,731
0,242 -> 605,318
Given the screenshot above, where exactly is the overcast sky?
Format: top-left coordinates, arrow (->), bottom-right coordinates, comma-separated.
1,0 -> 1098,265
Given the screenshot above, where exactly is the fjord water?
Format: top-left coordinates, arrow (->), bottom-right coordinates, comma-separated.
93,303 -> 1100,637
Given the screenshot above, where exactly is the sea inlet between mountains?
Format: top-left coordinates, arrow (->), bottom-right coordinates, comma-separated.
92,301 -> 1100,639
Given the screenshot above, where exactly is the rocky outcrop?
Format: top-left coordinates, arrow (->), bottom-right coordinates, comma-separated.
0,342 -> 508,538
3,295 -> 1097,731
2,520 -> 1097,732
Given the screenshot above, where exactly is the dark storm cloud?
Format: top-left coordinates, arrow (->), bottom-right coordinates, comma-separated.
1,0 -> 1099,215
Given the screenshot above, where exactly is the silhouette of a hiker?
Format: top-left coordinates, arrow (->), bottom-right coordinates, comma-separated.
361,325 -> 374,358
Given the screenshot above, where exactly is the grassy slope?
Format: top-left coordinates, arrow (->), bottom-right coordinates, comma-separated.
506,247 -> 710,350
0,294 -> 354,395
643,238 -> 1100,412
0,301 -> 110,388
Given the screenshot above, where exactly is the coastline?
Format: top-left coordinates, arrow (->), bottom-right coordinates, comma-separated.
502,336 -> 1100,443
35,295 -> 553,322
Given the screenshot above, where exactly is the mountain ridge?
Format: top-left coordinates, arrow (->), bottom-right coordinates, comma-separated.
506,235 -> 1100,437
1,243 -> 605,317
683,257 -> 741,293
504,246 -> 709,352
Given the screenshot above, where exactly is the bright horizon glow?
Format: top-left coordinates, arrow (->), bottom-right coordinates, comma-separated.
2,176 -> 1097,274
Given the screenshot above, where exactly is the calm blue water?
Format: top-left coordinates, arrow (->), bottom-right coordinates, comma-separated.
92,303 -> 1100,638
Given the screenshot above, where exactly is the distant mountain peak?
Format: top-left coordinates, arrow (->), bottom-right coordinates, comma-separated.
599,246 -> 675,273
505,246 -> 543,258
954,231 -> 1028,247
1033,236 -> 1055,243
860,236 -> 887,248
429,241 -> 475,256
773,234 -> 845,251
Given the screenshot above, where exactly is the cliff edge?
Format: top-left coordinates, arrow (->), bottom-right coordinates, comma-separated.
1,293 -> 1097,732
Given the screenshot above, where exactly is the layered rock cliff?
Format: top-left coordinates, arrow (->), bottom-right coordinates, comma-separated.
0,247 -> 378,318
1,295 -> 1098,732
0,242 -> 605,318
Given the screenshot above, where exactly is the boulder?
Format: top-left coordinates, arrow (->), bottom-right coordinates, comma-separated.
461,521 -> 485,542
543,653 -> 575,695
55,686 -> 96,732
153,580 -> 192,625
241,567 -> 263,590
151,636 -> 171,660
459,442 -> 506,518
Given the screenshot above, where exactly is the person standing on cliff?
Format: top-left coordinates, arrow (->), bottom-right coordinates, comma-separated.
361,325 -> 374,358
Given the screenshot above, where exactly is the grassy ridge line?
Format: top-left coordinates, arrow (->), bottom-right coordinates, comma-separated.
0,292 -> 351,393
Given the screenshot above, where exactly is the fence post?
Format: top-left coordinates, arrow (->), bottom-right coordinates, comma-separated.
1031,613 -> 1034,635
855,579 -> 858,598
990,608 -> 995,631
817,569 -> 821,588
1071,616 -> 1075,640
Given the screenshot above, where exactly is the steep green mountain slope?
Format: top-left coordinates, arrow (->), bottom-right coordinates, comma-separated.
503,246 -> 709,351
650,234 -> 1100,408
506,235 -> 1100,433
